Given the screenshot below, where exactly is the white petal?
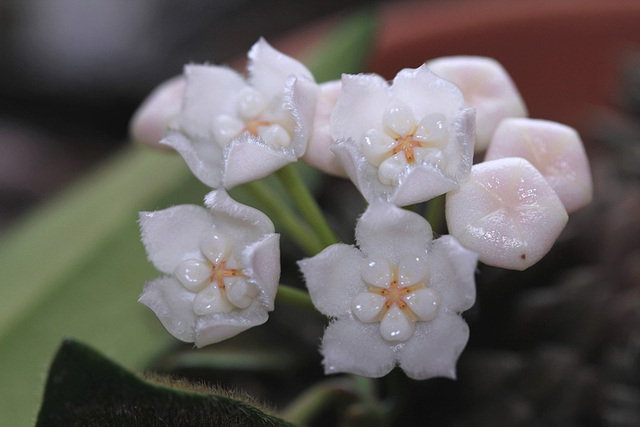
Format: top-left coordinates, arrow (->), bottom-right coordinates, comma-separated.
356,200 -> 433,263
321,319 -> 396,377
352,292 -> 386,323
174,259 -> 212,292
398,313 -> 469,380
194,305 -> 269,347
331,73 -> 389,142
247,38 -> 314,101
404,288 -> 440,322
178,64 -> 245,138
361,128 -> 396,167
222,135 -> 296,188
161,129 -> 224,189
427,56 -> 527,151
243,233 -> 280,311
130,75 -> 185,149
212,114 -> 244,147
204,189 -> 275,241
138,277 -> 196,343
257,124 -> 292,148
378,152 -> 409,186
298,244 -> 365,318
427,235 -> 478,312
390,64 -> 465,122
485,118 -> 592,213
193,285 -> 234,315
389,163 -> 458,207
379,305 -> 415,342
397,253 -> 429,287
446,158 -> 568,270
360,256 -> 393,288
139,204 -> 214,274
237,87 -> 267,119
226,278 -> 259,309
383,101 -> 416,137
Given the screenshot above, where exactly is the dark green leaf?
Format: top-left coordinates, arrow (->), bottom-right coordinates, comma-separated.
36,339 -> 294,427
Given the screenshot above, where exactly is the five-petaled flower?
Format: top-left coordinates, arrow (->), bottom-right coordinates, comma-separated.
330,65 -> 475,207
298,200 -> 477,379
138,189 -> 280,347
162,38 -> 318,189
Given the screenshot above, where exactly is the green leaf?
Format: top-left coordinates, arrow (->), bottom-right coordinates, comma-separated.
36,339 -> 293,426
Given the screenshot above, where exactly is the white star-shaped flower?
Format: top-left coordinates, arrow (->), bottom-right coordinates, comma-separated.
330,65 -> 475,207
162,38 -> 318,189
298,200 -> 477,379
138,189 -> 280,347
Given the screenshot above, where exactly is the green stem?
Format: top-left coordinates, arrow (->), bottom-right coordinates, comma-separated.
276,284 -> 317,313
276,165 -> 339,248
282,378 -> 357,425
424,194 -> 445,235
242,180 -> 324,255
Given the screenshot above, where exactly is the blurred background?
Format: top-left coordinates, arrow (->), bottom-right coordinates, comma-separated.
0,0 -> 372,235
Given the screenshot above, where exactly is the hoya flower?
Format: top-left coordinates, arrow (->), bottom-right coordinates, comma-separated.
138,189 -> 280,347
446,157 -> 568,271
162,38 -> 318,189
331,65 -> 475,207
484,118 -> 593,213
426,56 -> 528,152
298,200 -> 477,379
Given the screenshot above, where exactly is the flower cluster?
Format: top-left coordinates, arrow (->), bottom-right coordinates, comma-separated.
132,39 -> 592,379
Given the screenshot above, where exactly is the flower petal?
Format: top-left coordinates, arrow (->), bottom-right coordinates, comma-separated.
161,129 -> 224,188
390,64 -> 465,122
298,244 -> 365,318
194,306 -> 269,347
130,75 -> 185,149
248,38 -> 315,101
222,133 -> 296,188
177,64 -> 246,138
322,319 -> 396,377
398,313 -> 469,380
139,204 -> 214,274
331,73 -> 390,142
243,233 -> 280,311
138,277 -> 196,343
355,200 -> 433,263
427,235 -> 478,312
204,189 -> 275,241
403,288 -> 440,322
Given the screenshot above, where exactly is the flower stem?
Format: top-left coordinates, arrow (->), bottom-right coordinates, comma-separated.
242,180 -> 324,255
276,284 -> 317,312
424,194 -> 445,234
282,378 -> 357,425
276,164 -> 339,248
